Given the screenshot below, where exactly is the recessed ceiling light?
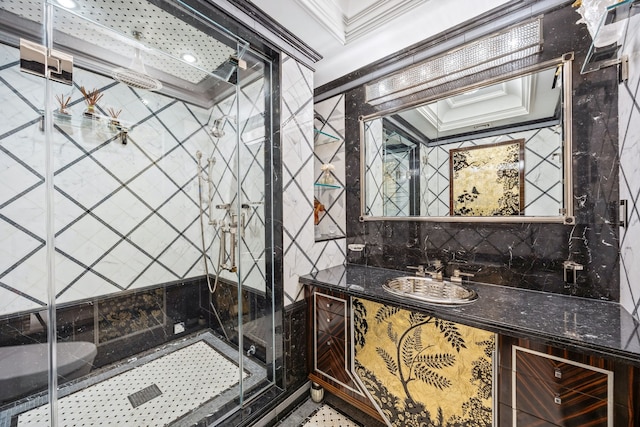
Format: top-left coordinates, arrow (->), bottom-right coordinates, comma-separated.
56,0 -> 77,8
181,53 -> 197,64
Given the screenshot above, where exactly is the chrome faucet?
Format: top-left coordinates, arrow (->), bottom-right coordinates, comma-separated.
407,260 -> 444,281
407,265 -> 426,277
450,268 -> 475,283
425,260 -> 444,282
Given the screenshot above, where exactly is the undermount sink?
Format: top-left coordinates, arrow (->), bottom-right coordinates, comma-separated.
382,276 -> 478,305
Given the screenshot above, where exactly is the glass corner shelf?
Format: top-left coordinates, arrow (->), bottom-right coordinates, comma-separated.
314,128 -> 341,146
314,182 -> 341,190
44,110 -> 132,132
581,0 -> 640,74
315,233 -> 346,242
41,110 -> 132,144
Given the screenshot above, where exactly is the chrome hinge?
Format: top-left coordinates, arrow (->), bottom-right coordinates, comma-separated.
20,39 -> 73,85
229,54 -> 247,70
619,55 -> 629,83
620,199 -> 628,228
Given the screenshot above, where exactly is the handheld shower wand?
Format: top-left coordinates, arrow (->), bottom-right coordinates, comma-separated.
196,151 -> 230,342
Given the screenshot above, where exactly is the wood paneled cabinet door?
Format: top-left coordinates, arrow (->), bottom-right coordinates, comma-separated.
499,337 -> 639,427
513,346 -> 611,426
305,287 -> 381,421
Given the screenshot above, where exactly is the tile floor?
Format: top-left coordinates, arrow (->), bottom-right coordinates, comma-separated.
0,331 -> 266,427
275,401 -> 360,427
302,404 -> 362,426
275,395 -> 377,427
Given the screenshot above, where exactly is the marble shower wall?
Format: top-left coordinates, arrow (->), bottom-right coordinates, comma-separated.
0,42 -> 267,316
619,14 -> 640,319
281,56 -> 345,306
344,4 -> 620,301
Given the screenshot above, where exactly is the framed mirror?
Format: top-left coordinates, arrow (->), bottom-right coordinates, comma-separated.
360,55 -> 575,224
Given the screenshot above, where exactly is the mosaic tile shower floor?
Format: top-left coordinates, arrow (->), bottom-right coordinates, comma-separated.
0,331 -> 265,426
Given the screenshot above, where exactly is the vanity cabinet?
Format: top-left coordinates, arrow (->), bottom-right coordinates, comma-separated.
305,285 -> 495,425
498,337 -> 639,427
305,286 -> 381,420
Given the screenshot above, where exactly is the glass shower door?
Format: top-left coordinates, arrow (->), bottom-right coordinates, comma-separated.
0,4 -> 53,423
0,0 -> 280,424
235,47 -> 278,404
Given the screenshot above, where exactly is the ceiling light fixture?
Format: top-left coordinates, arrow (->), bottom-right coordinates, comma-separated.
365,17 -> 543,105
56,0 -> 77,8
181,53 -> 197,64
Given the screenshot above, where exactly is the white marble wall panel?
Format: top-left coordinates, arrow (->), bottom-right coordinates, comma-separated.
425,145 -> 451,216
364,118 -> 384,216
281,56 -> 346,306
619,14 -> 640,320
0,43 -> 267,315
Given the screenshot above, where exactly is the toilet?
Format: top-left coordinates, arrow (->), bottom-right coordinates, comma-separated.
0,341 -> 97,403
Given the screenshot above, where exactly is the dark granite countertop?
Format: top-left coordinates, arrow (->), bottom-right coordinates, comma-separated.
300,264 -> 640,365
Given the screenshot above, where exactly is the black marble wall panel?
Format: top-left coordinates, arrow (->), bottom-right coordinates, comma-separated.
0,277 -> 230,368
283,299 -> 307,390
344,4 -> 620,301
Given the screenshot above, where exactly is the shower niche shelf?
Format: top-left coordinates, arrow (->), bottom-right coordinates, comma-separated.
314,183 -> 345,242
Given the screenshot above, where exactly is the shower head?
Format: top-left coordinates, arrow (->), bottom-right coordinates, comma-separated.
112,31 -> 163,91
209,118 -> 226,138
209,115 -> 235,139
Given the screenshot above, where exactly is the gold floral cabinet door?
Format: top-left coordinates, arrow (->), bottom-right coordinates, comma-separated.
352,298 -> 495,427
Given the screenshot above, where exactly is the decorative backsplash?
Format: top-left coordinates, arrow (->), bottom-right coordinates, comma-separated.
343,4 -> 620,301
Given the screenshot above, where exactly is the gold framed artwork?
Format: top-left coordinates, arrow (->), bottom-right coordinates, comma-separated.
449,139 -> 525,216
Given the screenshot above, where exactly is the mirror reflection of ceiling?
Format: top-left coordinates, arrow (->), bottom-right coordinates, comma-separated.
0,0 -> 242,105
396,67 -> 561,141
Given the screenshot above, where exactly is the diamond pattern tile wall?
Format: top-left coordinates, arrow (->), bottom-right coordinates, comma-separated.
619,16 -> 640,320
281,56 -> 346,306
0,43 -> 267,315
424,128 -> 562,216
364,119 -> 384,216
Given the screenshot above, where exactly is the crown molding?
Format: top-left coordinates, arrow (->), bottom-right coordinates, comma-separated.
295,0 -> 346,44
295,0 -> 428,45
344,0 -> 428,43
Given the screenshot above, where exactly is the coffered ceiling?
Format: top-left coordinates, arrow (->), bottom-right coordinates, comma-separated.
250,0 -> 513,88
